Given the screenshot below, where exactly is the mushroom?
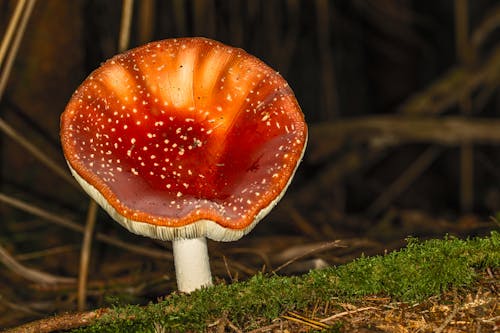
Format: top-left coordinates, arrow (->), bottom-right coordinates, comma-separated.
60,37 -> 307,293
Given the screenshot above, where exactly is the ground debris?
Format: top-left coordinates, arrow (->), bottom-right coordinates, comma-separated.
237,270 -> 499,333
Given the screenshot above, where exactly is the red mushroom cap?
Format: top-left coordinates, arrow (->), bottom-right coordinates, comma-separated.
60,37 -> 307,241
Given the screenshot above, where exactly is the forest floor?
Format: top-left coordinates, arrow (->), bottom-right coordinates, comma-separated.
0,211 -> 498,332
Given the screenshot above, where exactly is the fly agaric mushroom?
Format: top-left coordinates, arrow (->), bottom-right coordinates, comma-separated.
60,37 -> 307,293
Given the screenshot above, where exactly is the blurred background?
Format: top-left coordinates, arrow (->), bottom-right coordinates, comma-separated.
0,0 -> 499,328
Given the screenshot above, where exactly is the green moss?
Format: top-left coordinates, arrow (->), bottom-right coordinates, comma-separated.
74,231 -> 500,332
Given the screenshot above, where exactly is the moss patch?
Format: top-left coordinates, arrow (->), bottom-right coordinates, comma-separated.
73,231 -> 500,332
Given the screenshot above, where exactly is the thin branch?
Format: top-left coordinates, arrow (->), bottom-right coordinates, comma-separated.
319,306 -> 377,323
0,192 -> 173,260
77,200 -> 98,311
292,149 -> 380,208
471,4 -> 500,49
435,303 -> 460,333
138,0 -> 155,44
172,0 -> 187,36
309,116 -> 500,163
454,0 -> 475,213
281,311 -> 330,330
0,0 -> 36,99
272,240 -> 343,275
0,117 -> 79,189
454,0 -> 474,65
315,0 -> 339,119
119,0 -> 134,52
366,146 -> 442,217
275,0 -> 300,76
399,46 -> 500,115
3,309 -> 106,333
246,321 -> 283,333
282,203 -> 323,240
15,244 -> 78,261
0,0 -> 26,69
0,241 -> 75,285
271,240 -> 345,264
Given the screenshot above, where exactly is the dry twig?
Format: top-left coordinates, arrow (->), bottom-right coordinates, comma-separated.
435,303 -> 460,333
272,240 -> 343,274
471,3 -> 500,48
0,192 -> 172,260
0,117 -> 78,189
118,0 -> 134,52
0,0 -> 36,98
281,311 -> 330,330
367,146 -> 442,217
310,116 -> 500,161
0,0 -> 26,69
77,200 -> 98,311
319,306 -> 377,323
3,309 -> 108,333
0,242 -> 75,285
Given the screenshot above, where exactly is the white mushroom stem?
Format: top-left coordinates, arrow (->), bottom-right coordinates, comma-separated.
172,237 -> 213,293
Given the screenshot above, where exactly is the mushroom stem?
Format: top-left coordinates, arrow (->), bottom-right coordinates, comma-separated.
172,237 -> 212,292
